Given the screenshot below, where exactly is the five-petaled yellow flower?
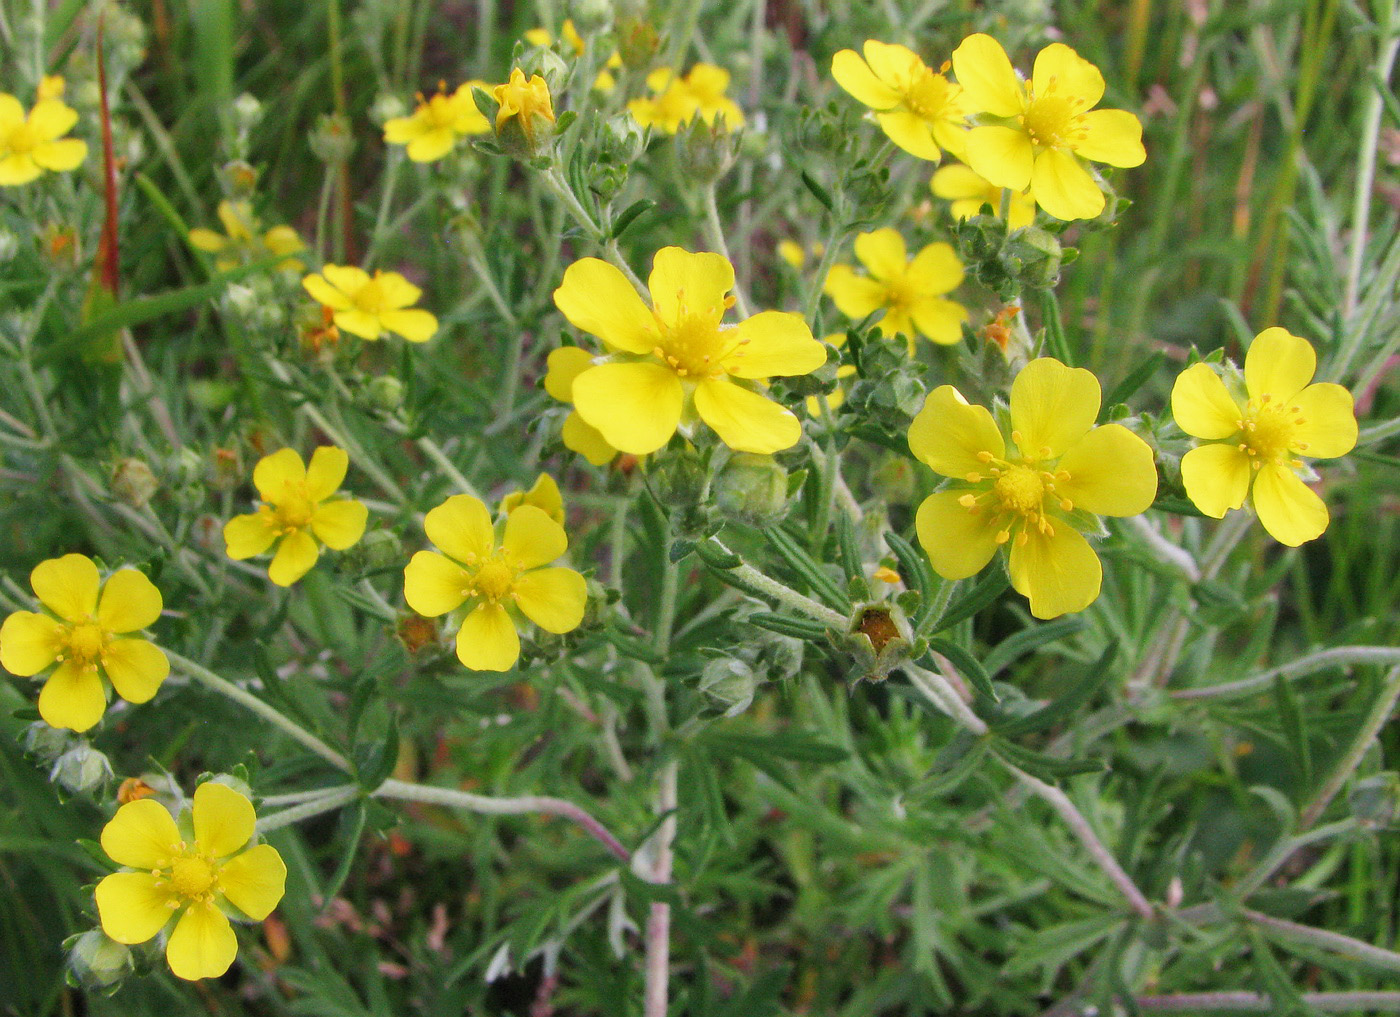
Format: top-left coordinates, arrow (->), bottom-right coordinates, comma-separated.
909,358 -> 1158,619
493,69 -> 556,152
0,554 -> 168,732
1171,328 -> 1356,546
403,494 -> 587,671
831,41 -> 968,162
302,265 -> 438,342
554,247 -> 827,455
824,228 -> 968,350
951,34 -> 1145,221
188,200 -> 305,273
544,346 -> 619,466
0,88 -> 87,186
95,782 -> 287,981
500,472 -> 566,524
628,65 -> 744,133
224,447 -> 368,586
931,162 -> 1036,229
383,81 -> 490,162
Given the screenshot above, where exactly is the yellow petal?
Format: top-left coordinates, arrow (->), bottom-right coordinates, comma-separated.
0,94 -> 25,129
218,844 -> 287,920
267,531 -> 319,587
301,272 -> 353,310
32,138 -> 87,171
907,242 -> 964,294
374,272 -> 422,309
165,900 -> 237,981
1072,109 -> 1145,167
914,491 -> 1000,579
304,445 -> 349,501
1245,327 -> 1316,402
97,569 -> 163,633
823,265 -> 886,320
730,312 -> 825,378
1009,524 -> 1102,619
545,346 -> 596,402
648,247 -> 734,326
322,264 -> 371,296
951,34 -> 1024,118
380,308 -> 438,342
29,99 -> 78,140
102,638 -> 169,704
1171,363 -> 1242,440
39,659 -> 105,731
1056,424 -> 1158,516
876,110 -> 941,161
1031,43 -> 1104,113
862,41 -> 922,89
263,226 -> 304,258
562,411 -> 618,465
101,798 -> 182,869
854,228 -> 908,282
909,385 -> 1004,477
455,603 -> 520,671
1292,383 -> 1357,459
965,125 -> 1034,191
403,551 -> 470,617
187,228 -> 228,253
572,361 -> 685,455
333,309 -> 385,340
193,781 -> 256,858
1181,444 -> 1251,518
0,153 -> 40,185
693,379 -> 802,454
501,505 -> 568,569
311,500 -> 367,550
32,554 -> 100,622
96,872 -> 176,945
554,258 -> 657,353
424,494 -> 494,565
910,296 -> 967,344
1009,358 -> 1100,460
931,163 -> 987,201
831,49 -> 900,109
253,448 -> 306,502
1030,148 -> 1104,221
224,513 -> 278,560
512,567 -> 587,633
0,611 -> 62,676
1253,462 -> 1328,546
405,128 -> 455,162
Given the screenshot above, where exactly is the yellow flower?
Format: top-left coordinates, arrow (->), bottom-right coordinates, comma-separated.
95,782 -> 287,981
403,495 -> 587,671
37,75 -> 66,101
526,19 -> 585,55
188,200 -> 305,273
493,68 -> 556,152
950,34 -> 1145,221
831,41 -> 969,161
930,162 -> 1036,229
0,555 -> 168,733
544,347 -> 619,466
0,89 -> 87,186
383,81 -> 490,162
806,333 -> 857,417
777,239 -> 825,270
628,64 -> 744,133
823,228 -> 967,350
224,447 -> 368,586
909,358 -> 1158,619
500,473 -> 566,524
301,265 -> 438,342
553,247 -> 827,455
1171,328 -> 1356,546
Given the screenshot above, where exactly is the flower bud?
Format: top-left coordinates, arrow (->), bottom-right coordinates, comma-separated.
699,657 -> 758,717
714,453 -> 789,526
110,458 -> 159,509
310,113 -> 356,164
346,528 -> 403,573
0,228 -> 18,264
370,92 -> 408,127
192,513 -> 224,554
23,721 -> 72,762
233,92 -> 263,134
67,929 -> 133,990
1000,226 -> 1063,290
209,446 -> 243,491
678,116 -> 740,183
651,448 -> 708,507
869,455 -> 916,505
492,69 -> 557,159
365,375 -> 405,412
571,0 -> 614,34
616,16 -> 661,69
51,743 -> 114,794
599,114 -> 646,166
219,159 -> 260,197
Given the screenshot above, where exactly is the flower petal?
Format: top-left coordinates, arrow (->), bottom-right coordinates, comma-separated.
166,900 -> 237,981
1056,424 -> 1158,517
545,347 -> 596,402
0,94 -> 24,129
267,530 -> 319,586
193,782 -> 256,858
693,379 -> 802,454
572,361 -> 685,455
1072,109 -> 1145,167
102,638 -> 169,704
101,798 -> 182,869
501,505 -> 568,569
372,274 -> 420,309
301,273 -> 352,310
0,611 -> 63,676
424,494 -> 494,565
1030,148 -> 1104,221
1180,444 -> 1252,518
1010,358 -> 1100,460
854,228 -> 908,282
965,125 -> 1035,191
455,603 -> 520,671
0,153 -> 40,185
876,111 -> 941,160
648,248 -> 734,326
39,660 -> 106,732
1245,327 -> 1316,402
253,448 -> 306,502
907,242 -> 964,294
512,567 -> 587,633
908,385 -> 1004,478
562,412 -> 617,465
218,844 -> 287,920
951,34 -> 1024,118
32,138 -> 87,171
1008,524 -> 1102,619
224,513 -> 278,560
915,490 -> 1002,581
96,872 -> 176,946
1291,383 -> 1357,459
823,265 -> 886,320
29,99 -> 78,139
831,48 -> 901,109
311,500 -> 367,550
32,554 -> 100,622
910,296 -> 967,345
304,446 -> 349,501
1254,463 -> 1328,546
403,551 -> 470,617
321,264 -> 370,296
1031,43 -> 1104,113
405,128 -> 454,162
930,163 -> 988,201
862,41 -> 923,92
730,312 -> 825,378
1171,363 -> 1242,439
97,569 -> 163,633
380,308 -> 439,342
332,309 -> 385,340
187,228 -> 228,253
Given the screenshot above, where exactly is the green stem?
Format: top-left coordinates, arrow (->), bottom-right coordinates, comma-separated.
540,166 -> 645,291
699,182 -> 750,318
1173,646 -> 1400,701
1300,664 -> 1400,827
256,786 -> 362,833
1243,908 -> 1400,974
708,537 -> 847,627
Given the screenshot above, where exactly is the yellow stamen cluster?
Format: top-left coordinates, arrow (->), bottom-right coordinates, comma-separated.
1236,393 -> 1309,470
463,555 -> 519,604
955,435 -> 1077,546
649,291 -> 747,378
61,621 -> 110,670
1021,89 -> 1083,150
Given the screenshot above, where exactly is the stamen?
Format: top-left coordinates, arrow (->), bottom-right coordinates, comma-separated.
958,493 -> 978,508
976,451 -> 994,462
1060,498 -> 1073,511
995,529 -> 1010,545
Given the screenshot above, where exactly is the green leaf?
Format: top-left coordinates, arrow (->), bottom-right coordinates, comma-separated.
982,617 -> 1085,678
991,738 -> 1106,778
353,713 -> 399,791
705,729 -> 849,766
1003,913 -> 1124,977
600,624 -> 666,664
611,199 -> 656,239
711,966 -> 791,1017
995,640 -> 1118,737
931,569 -> 1009,633
1271,675 -> 1313,788
885,530 -> 934,624
924,641 -> 998,704
320,802 -> 368,905
747,612 -> 829,641
694,539 -> 742,570
1100,351 -> 1166,421
764,525 -> 848,610
800,170 -> 833,211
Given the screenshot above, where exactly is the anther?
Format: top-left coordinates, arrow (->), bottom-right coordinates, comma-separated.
958,494 -> 978,508
965,472 -> 983,483
976,451 -> 994,462
1060,498 -> 1073,511
995,529 -> 1010,545
1039,446 -> 1052,459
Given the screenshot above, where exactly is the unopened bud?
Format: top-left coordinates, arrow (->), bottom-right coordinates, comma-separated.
51,744 -> 114,794
67,930 -> 133,990
492,69 -> 557,158
345,528 -> 403,573
699,657 -> 758,717
365,375 -> 405,412
310,113 -> 356,164
219,159 -> 260,197
111,458 -> 159,508
616,17 -> 660,69
571,0 -> 614,34
192,513 -> 224,554
233,93 -> 263,134
678,115 -> 740,183
1001,226 -> 1063,290
370,92 -> 408,126
714,453 -> 789,526
23,721 -> 72,762
1349,772 -> 1400,829
0,228 -> 18,264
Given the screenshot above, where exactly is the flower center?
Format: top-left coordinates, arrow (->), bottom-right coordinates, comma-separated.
1238,394 -> 1307,468
471,557 -> 517,602
3,122 -> 37,155
353,278 -> 386,315
881,276 -> 916,314
66,621 -> 108,667
903,69 -> 952,121
169,856 -> 217,899
959,442 -> 1076,546
994,464 -> 1046,513
272,491 -> 315,532
1022,95 -> 1074,149
653,300 -> 744,378
425,94 -> 457,130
